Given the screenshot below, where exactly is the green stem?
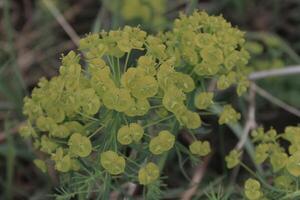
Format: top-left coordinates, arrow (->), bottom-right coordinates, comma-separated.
149,104 -> 164,109
240,162 -> 257,179
143,115 -> 174,129
88,126 -> 104,139
106,55 -> 115,76
5,120 -> 15,200
77,112 -> 100,122
124,51 -> 131,73
3,0 -> 26,111
282,191 -> 300,200
117,57 -> 121,81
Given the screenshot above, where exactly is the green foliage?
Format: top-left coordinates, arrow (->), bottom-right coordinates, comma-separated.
103,0 -> 167,30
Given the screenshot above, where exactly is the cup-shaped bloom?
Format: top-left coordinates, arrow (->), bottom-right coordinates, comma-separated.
68,133 -> 92,157
117,123 -> 144,145
189,140 -> 211,156
286,151 -> 300,177
218,105 -> 241,125
138,162 -> 160,185
244,178 -> 262,200
51,148 -> 71,173
194,92 -> 214,109
225,149 -> 241,169
100,151 -> 125,175
149,130 -> 175,155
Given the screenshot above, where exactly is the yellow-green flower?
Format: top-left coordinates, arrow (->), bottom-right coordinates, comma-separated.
34,159 -> 47,173
100,151 -> 125,175
225,149 -> 241,169
138,162 -> 160,185
217,72 -> 236,90
286,151 -> 300,177
19,121 -> 36,138
194,92 -> 214,109
50,125 -> 70,138
68,133 -> 92,157
254,143 -> 270,164
51,148 -> 71,173
244,178 -> 262,200
117,123 -> 144,145
36,116 -> 56,132
189,140 -> 211,156
40,135 -> 58,154
117,125 -> 131,145
274,175 -> 294,190
176,109 -> 202,129
149,130 -> 175,155
270,152 -> 288,172
218,105 -> 241,125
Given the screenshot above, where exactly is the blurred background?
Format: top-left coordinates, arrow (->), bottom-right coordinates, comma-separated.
0,0 -> 299,199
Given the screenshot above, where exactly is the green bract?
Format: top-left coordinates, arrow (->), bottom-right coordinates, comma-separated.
149,130 -> 175,155
194,92 -> 214,109
225,149 -> 241,169
19,122 -> 36,138
51,148 -> 72,172
68,133 -> 92,157
218,105 -> 241,125
244,178 -> 263,200
138,162 -> 160,185
117,123 -> 144,145
189,140 -> 211,156
100,151 -> 125,175
286,151 -> 300,177
33,159 -> 47,173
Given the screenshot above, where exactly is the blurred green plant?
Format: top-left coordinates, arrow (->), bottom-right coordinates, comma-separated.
102,0 -> 168,30
246,33 -> 300,107
226,126 -> 300,200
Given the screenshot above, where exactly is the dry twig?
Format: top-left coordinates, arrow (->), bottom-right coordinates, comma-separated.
181,156 -> 211,200
41,0 -> 80,45
236,83 -> 257,150
253,83 -> 300,117
249,65 -> 300,80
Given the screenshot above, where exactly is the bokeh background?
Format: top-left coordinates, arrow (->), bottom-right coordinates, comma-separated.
0,0 -> 299,199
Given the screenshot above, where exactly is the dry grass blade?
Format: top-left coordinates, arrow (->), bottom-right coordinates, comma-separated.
253,83 -> 300,117
181,156 -> 211,200
249,65 -> 300,80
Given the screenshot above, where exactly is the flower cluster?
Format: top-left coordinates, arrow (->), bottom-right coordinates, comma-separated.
163,11 -> 250,96
225,149 -> 241,169
244,178 -> 265,200
252,127 -> 300,177
225,126 -> 300,198
19,11 -> 249,190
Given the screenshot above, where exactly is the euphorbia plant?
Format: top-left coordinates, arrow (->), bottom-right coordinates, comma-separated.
19,11 -> 250,199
